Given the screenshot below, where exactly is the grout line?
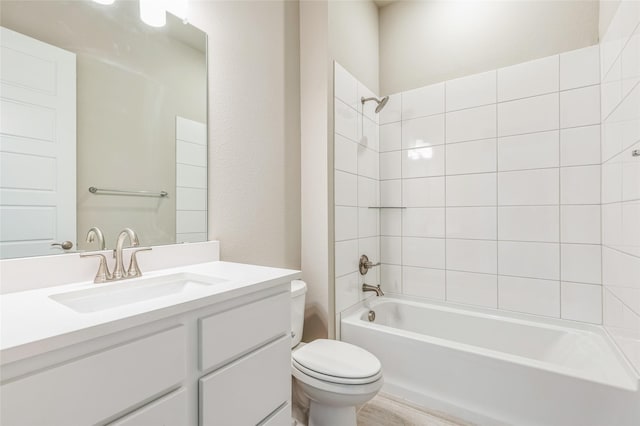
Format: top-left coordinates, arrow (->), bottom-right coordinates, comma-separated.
558,62 -> 563,320
496,68 -> 500,309
443,82 -> 447,302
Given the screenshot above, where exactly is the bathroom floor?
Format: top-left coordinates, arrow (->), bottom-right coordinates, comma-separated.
356,394 -> 470,426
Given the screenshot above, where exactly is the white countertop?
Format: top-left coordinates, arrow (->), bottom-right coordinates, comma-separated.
1,261 -> 300,365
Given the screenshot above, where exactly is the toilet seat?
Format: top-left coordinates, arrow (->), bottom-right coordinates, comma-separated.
292,339 -> 382,385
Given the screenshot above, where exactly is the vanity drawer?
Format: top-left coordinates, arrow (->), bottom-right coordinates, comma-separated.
199,335 -> 290,426
260,403 -> 292,426
109,388 -> 188,426
199,290 -> 289,371
1,326 -> 186,426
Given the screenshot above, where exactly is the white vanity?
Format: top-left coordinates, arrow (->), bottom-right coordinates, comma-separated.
0,242 -> 300,426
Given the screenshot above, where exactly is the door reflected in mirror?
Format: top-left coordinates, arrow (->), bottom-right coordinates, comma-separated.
0,0 -> 208,259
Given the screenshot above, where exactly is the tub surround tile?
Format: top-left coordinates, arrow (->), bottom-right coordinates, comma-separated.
560,165 -> 601,205
560,45 -> 600,91
335,239 -> 359,278
497,130 -> 559,171
446,271 -> 498,308
445,104 -> 497,144
446,70 -> 497,111
561,282 -> 602,324
334,42 -> 608,327
446,239 -> 497,275
498,241 -> 560,281
497,168 -> 559,206
560,85 -> 601,129
334,62 -> 358,110
560,205 -> 601,244
335,272 -> 360,313
445,207 -> 497,240
445,138 -> 497,175
379,122 -> 401,152
335,98 -> 358,141
498,55 -> 559,102
402,114 -> 445,149
402,83 -> 445,120
560,125 -> 601,167
498,276 -> 561,317
497,94 -> 559,137
402,266 -> 446,300
401,145 -> 446,178
446,173 -> 496,207
497,206 -> 559,242
379,93 -> 402,124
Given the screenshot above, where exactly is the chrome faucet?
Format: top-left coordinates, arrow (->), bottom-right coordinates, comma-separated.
85,227 -> 105,250
113,228 -> 140,280
362,283 -> 384,296
80,227 -> 151,283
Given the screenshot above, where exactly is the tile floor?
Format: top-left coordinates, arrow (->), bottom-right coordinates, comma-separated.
357,394 -> 470,426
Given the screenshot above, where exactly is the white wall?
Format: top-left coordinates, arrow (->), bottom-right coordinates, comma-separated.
379,0 -> 600,95
190,0 -> 301,270
599,0 -> 640,373
328,0 -> 380,95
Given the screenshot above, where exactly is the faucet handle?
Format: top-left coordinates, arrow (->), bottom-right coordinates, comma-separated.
80,253 -> 112,283
127,247 -> 152,278
359,254 -> 381,275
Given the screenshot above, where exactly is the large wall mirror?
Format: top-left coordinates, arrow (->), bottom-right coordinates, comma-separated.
0,0 -> 208,259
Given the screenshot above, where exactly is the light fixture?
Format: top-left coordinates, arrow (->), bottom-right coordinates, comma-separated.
92,0 -> 115,4
140,0 -> 166,27
166,0 -> 189,23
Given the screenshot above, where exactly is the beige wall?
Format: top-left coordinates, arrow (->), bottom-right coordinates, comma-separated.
328,0 -> 380,95
190,1 -> 301,270
300,0 -> 331,340
379,0 -> 600,95
298,0 -> 380,340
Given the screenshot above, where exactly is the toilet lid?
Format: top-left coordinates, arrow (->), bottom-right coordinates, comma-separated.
292,339 -> 382,383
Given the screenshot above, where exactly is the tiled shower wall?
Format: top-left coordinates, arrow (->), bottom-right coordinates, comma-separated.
600,0 -> 640,372
334,42 -> 606,324
377,47 -> 603,323
334,63 -> 382,313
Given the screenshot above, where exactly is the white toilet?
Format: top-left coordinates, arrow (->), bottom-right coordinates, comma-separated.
290,280 -> 383,426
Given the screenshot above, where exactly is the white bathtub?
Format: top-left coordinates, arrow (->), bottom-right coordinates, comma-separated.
341,296 -> 640,426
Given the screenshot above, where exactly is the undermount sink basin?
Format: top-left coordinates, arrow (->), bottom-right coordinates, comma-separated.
49,272 -> 229,313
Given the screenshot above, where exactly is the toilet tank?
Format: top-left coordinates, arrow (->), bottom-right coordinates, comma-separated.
291,280 -> 307,348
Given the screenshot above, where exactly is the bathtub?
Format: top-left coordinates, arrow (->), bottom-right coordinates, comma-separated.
341,296 -> 640,426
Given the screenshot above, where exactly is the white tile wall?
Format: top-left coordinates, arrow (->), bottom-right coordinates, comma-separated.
333,42 -> 606,326
333,63 -> 381,314
600,0 -> 640,373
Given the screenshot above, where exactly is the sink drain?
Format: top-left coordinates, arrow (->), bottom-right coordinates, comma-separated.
368,310 -> 376,322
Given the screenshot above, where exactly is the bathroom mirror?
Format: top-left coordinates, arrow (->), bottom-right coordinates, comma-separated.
0,0 -> 208,259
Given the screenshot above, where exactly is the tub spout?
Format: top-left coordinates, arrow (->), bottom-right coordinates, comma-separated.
363,283 -> 384,296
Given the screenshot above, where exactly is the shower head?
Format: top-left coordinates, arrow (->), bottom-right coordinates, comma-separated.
361,96 -> 389,113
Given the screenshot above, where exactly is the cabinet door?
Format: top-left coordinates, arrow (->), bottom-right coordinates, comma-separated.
109,388 -> 188,426
1,326 -> 185,426
199,291 -> 289,371
260,403 -> 291,426
199,336 -> 290,426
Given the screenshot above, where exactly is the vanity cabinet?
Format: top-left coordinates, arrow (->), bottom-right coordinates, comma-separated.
0,286 -> 291,426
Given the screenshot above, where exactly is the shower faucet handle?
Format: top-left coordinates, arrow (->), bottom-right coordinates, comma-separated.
359,254 -> 380,275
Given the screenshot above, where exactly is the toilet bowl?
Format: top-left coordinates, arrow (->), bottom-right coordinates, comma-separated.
290,280 -> 383,426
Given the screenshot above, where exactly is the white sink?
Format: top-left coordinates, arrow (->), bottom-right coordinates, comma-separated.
49,272 -> 228,313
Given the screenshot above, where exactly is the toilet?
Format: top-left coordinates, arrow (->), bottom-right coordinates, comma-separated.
290,280 -> 383,426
